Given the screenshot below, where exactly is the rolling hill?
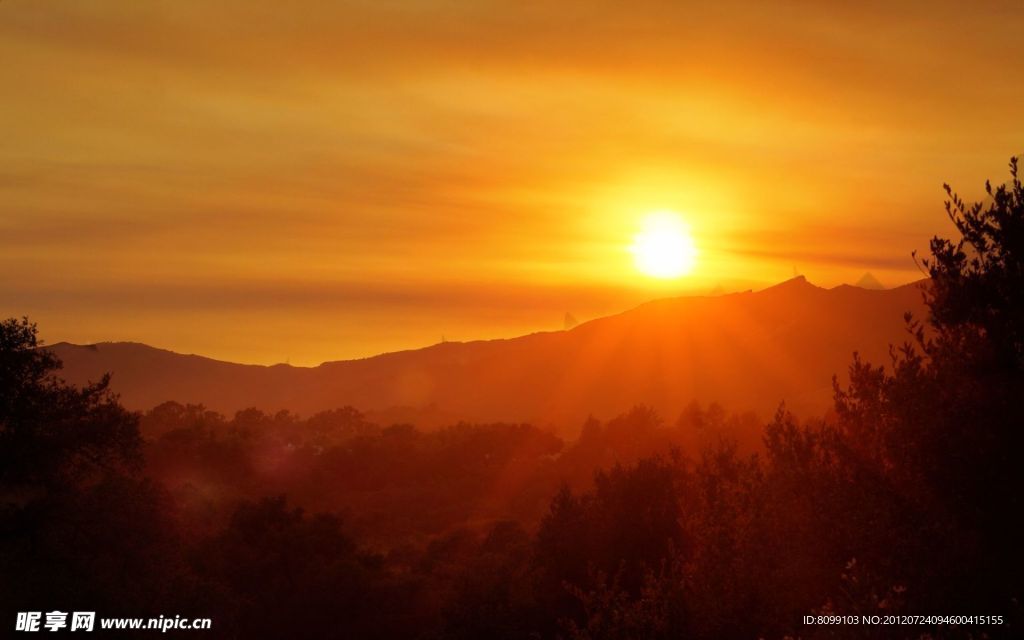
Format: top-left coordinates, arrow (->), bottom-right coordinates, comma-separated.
48,276 -> 928,431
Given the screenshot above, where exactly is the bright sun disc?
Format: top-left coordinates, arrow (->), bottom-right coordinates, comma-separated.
631,211 -> 697,278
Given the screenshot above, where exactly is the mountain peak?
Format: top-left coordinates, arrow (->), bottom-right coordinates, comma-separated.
854,272 -> 885,290
761,274 -> 817,293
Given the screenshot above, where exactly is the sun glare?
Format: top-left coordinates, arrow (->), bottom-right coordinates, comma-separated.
631,211 -> 698,279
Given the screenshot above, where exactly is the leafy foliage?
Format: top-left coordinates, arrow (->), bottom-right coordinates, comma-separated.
0,318 -> 141,494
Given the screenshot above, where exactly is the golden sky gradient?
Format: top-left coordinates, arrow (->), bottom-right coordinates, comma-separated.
2,1 -> 1022,364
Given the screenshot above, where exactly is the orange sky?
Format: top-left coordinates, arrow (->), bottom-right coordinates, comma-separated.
2,1 -> 1022,365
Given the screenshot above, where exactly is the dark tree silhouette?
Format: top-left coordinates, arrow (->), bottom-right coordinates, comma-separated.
0,317 -> 141,497
919,156 -> 1024,372
832,157 -> 1024,623
0,318 -> 200,617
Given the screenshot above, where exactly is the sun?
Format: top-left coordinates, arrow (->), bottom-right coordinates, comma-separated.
630,211 -> 698,279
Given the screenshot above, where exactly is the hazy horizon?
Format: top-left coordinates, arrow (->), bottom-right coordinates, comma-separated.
44,271 -> 919,366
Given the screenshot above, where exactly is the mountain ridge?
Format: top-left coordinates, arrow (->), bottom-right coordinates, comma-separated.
47,277 -> 929,431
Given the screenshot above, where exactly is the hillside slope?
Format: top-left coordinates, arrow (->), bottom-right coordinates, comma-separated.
49,277 -> 928,429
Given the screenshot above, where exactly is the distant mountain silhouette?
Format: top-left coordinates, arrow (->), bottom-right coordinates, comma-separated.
854,272 -> 885,289
48,277 -> 928,431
